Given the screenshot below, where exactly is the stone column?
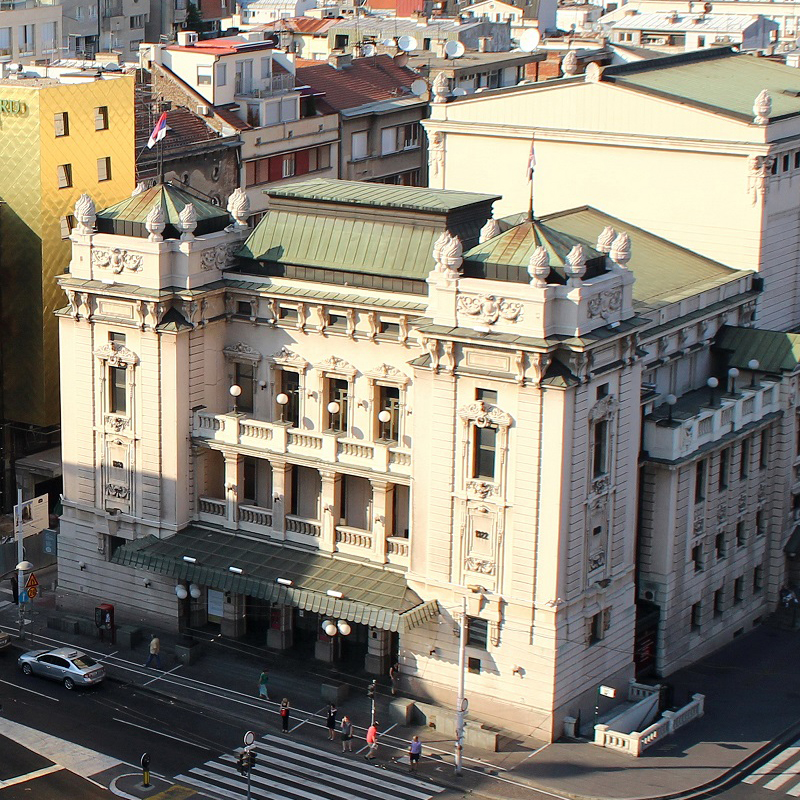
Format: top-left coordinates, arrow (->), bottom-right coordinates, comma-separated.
223,451 -> 242,530
371,479 -> 394,564
270,460 -> 291,538
266,604 -> 294,650
221,591 -> 246,638
320,469 -> 341,554
365,627 -> 391,675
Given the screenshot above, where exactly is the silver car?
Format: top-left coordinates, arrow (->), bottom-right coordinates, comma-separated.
18,647 -> 105,689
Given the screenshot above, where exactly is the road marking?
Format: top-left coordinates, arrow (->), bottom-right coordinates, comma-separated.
144,664 -> 182,686
744,742 -> 800,783
0,677 -> 59,702
289,704 -> 326,733
112,717 -> 209,749
0,764 -> 64,787
765,758 -> 800,791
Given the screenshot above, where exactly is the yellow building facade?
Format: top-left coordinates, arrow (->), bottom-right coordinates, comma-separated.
0,72 -> 135,428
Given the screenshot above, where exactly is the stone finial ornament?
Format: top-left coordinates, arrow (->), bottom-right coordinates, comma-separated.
527,246 -> 550,287
596,225 -> 616,254
73,193 -> 96,235
179,202 -> 198,241
145,203 -> 166,242
432,231 -> 463,279
562,50 -> 578,77
610,231 -> 632,268
227,187 -> 250,228
432,71 -> 450,104
585,62 -> 603,83
565,244 -> 586,285
479,217 -> 500,243
753,89 -> 771,125
131,181 -> 147,196
432,230 -> 449,265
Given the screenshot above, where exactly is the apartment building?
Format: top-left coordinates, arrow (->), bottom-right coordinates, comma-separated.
0,0 -> 60,62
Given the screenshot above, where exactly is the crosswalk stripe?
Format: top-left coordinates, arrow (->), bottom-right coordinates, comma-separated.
787,778 -> 800,797
744,743 -> 800,784
175,770 -> 247,800
765,759 -> 800,791
260,734 -> 443,794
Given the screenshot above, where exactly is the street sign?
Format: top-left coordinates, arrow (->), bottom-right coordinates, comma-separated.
27,587 -> 37,599
599,685 -> 616,698
25,573 -> 38,590
14,494 -> 48,540
244,731 -> 255,746
18,589 -> 29,604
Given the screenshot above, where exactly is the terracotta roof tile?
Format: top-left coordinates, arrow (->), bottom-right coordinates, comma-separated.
295,55 -> 419,113
135,107 -> 224,151
259,16 -> 342,33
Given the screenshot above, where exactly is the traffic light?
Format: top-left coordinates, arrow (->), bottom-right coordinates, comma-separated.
237,751 -> 246,775
367,680 -> 376,698
249,750 -> 258,769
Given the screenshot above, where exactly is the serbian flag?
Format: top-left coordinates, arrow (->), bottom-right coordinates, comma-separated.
527,136 -> 536,181
147,111 -> 168,149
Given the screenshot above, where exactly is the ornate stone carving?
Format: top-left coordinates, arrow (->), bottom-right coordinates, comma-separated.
223,341 -> 262,363
738,494 -> 747,514
145,203 -> 166,242
591,475 -> 610,496
227,187 -> 250,228
457,295 -> 523,325
610,231 -> 631,268
179,202 -> 197,240
432,231 -> 463,279
596,226 -> 615,254
432,71 -> 449,103
587,290 -> 622,320
467,480 -> 498,499
442,340 -> 455,373
585,62 -> 603,83
565,244 -> 586,286
694,508 -> 704,535
479,217 -> 500,243
753,89 -> 771,125
740,301 -> 756,327
589,393 -> 618,422
428,130 -> 444,177
457,400 -> 512,428
105,483 -> 130,499
74,193 -> 96,234
748,155 -> 774,205
528,246 -> 550,287
314,305 -> 327,332
346,308 -> 356,339
657,336 -> 669,357
365,363 -> 410,385
131,181 -> 147,196
271,346 -> 309,369
515,350 -> 526,385
717,505 -> 728,525
399,315 -> 409,345
588,550 -> 606,571
200,243 -> 237,271
92,247 -> 143,274
105,414 -> 130,432
93,341 -> 139,367
424,338 -> 440,373
529,353 -> 551,387
465,556 -> 495,575
568,351 -> 590,383
366,311 -> 378,340
316,355 -> 357,377
562,50 -> 578,77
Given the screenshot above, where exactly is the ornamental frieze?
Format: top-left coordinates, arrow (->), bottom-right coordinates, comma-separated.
93,342 -> 139,367
465,557 -> 495,575
457,400 -> 512,429
92,247 -> 143,274
457,294 -> 523,325
587,290 -> 622,320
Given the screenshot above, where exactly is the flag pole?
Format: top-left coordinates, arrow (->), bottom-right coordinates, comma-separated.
527,135 -> 536,222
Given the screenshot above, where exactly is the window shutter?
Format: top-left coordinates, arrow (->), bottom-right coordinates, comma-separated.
295,148 -> 309,176
268,156 -> 282,183
245,160 -> 256,187
94,106 -> 108,130
381,127 -> 397,155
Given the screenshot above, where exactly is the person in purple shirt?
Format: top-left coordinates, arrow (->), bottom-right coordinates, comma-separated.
408,735 -> 422,772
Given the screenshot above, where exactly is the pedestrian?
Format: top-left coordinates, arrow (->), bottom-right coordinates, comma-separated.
280,698 -> 291,733
144,634 -> 162,669
326,703 -> 337,740
408,735 -> 422,773
340,715 -> 353,752
389,661 -> 400,696
364,721 -> 379,760
258,668 -> 270,701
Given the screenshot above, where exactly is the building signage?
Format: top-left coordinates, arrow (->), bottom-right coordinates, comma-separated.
0,100 -> 27,115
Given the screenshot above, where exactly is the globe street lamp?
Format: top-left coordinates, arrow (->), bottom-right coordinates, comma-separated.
276,392 -> 289,422
230,384 -> 242,413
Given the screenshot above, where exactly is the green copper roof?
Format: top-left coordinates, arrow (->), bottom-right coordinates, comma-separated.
603,50 -> 800,121
539,206 -> 742,310
96,183 -> 231,239
715,325 -> 800,374
266,178 -> 500,214
238,209 -> 440,280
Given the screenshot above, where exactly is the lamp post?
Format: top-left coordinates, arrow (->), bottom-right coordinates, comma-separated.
229,383 -> 242,413
16,559 -> 33,641
728,367 -> 739,395
748,359 -> 760,388
707,377 -> 719,407
276,392 -> 289,422
665,394 -> 677,425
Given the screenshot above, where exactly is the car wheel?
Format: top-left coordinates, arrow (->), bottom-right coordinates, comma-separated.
63,677 -> 75,690
21,663 -> 32,676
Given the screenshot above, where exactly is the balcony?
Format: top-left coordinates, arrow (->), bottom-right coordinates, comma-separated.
193,411 -> 412,478
235,73 -> 295,98
642,381 -> 780,462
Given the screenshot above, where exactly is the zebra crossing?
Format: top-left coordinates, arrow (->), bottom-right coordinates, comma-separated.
175,733 -> 445,800
743,738 -> 800,796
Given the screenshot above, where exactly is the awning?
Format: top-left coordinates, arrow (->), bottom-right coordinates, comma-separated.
111,526 -> 439,633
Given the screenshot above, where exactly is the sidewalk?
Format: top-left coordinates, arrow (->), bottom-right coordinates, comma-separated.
2,570 -> 800,800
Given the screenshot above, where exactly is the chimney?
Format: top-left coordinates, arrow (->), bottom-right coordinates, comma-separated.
328,51 -> 353,68
435,39 -> 447,57
478,36 -> 490,52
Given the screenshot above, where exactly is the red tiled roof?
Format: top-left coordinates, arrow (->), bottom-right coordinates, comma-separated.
135,107 -> 224,151
258,16 -> 342,34
215,107 -> 252,131
295,55 -> 419,113
166,36 -> 276,55
364,0 -> 397,10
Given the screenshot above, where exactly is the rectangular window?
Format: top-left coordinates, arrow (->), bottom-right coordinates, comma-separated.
217,63 -> 227,86
756,509 -> 766,537
95,106 -> 109,130
130,13 -> 146,27
719,448 -> 730,490
97,156 -> 112,182
740,438 -> 750,479
379,319 -> 400,337
326,377 -> 349,433
18,24 -> 34,55
282,152 -> 296,178
466,616 -> 488,649
60,215 -> 75,239
592,419 -> 609,479
692,543 -> 703,572
784,154 -> 790,172
476,388 -> 498,404
235,59 -> 254,94
57,163 -> 73,189
796,151 -> 800,170
234,362 -> 255,414
0,27 -> 11,57
715,532 -> 726,560
109,332 -> 126,344
588,611 -> 605,645
351,131 -> 368,161
197,65 -> 213,85
381,126 -> 399,155
130,40 -> 143,53
695,459 -> 706,503
760,429 -> 769,469
377,385 -> 400,441
713,587 -> 724,617
308,145 -> 331,172
278,305 -> 298,322
334,33 -> 349,49
734,576 -> 744,605
277,370 -> 300,427
753,564 -> 764,592
109,366 -> 127,414
247,104 -> 260,127
261,56 -> 272,79
242,456 -> 258,504
690,601 -> 702,630
42,21 -> 57,53
467,656 -> 481,674
472,425 -> 497,481
736,521 -> 746,547
399,122 -> 420,149
328,312 -> 346,329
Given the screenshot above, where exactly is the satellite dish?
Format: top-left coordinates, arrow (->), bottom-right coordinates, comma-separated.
444,40 -> 465,58
397,34 -> 418,52
519,29 -> 541,52
381,37 -> 395,46
393,52 -> 409,67
362,43 -> 376,57
452,87 -> 468,96
411,78 -> 428,96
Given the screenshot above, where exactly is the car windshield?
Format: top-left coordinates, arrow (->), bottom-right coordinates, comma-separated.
70,655 -> 97,669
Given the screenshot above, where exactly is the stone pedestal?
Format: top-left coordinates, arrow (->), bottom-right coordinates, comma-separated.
365,627 -> 390,675
315,638 -> 336,663
267,628 -> 293,649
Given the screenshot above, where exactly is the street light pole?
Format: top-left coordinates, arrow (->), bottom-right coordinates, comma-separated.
16,489 -> 24,640
455,595 -> 467,777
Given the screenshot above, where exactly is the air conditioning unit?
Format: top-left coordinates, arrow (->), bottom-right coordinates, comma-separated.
639,583 -> 662,604
196,104 -> 210,116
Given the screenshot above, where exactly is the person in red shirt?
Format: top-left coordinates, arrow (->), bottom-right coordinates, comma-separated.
364,721 -> 379,759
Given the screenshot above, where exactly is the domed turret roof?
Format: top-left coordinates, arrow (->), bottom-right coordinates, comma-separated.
96,183 -> 232,239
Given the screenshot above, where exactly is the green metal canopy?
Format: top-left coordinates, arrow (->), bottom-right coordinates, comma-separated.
111,526 -> 439,632
715,325 -> 800,374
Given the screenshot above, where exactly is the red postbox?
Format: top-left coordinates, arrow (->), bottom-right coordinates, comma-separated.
95,603 -> 115,644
